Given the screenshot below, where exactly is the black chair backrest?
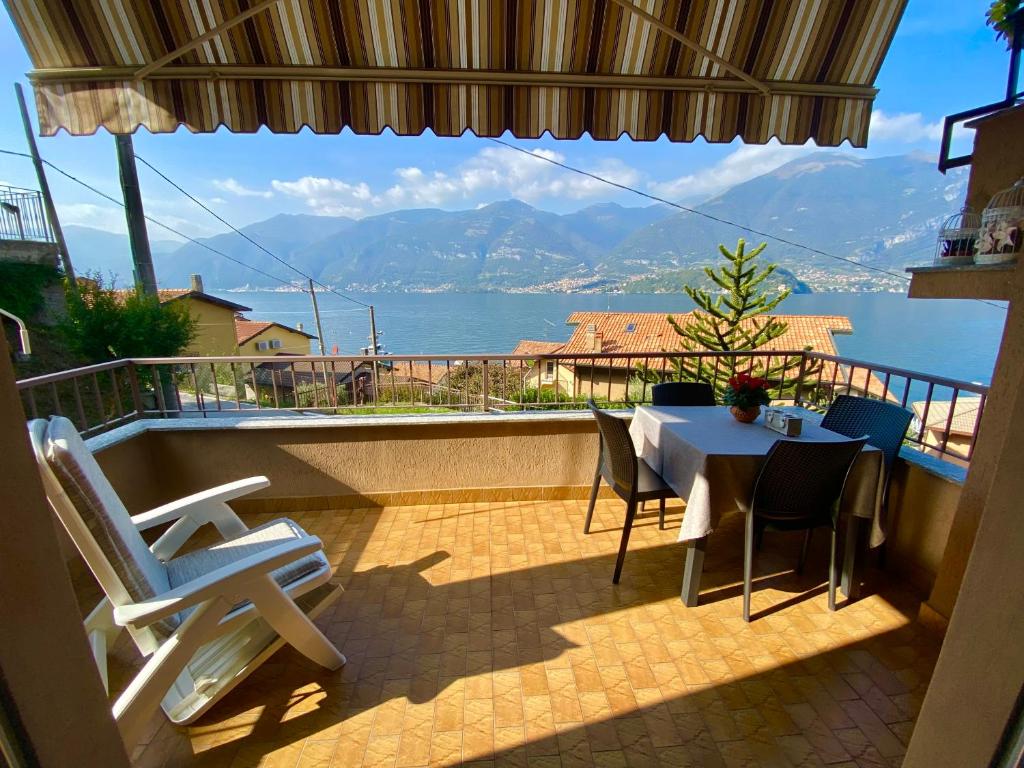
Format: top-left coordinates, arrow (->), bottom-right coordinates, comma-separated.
820,395 -> 913,471
752,437 -> 868,524
651,381 -> 716,406
588,400 -> 637,498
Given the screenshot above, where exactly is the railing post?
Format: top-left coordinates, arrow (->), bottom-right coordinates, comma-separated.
126,362 -> 144,418
481,359 -> 489,412
793,351 -> 809,405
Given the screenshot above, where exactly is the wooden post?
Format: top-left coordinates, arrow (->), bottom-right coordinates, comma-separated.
15,83 -> 74,282
114,134 -> 157,296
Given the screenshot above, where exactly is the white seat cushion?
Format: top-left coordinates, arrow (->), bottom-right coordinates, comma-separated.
45,417 -> 173,612
167,518 -> 327,621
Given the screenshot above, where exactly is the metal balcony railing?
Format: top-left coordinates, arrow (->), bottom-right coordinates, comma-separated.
15,351 -> 989,465
0,185 -> 53,242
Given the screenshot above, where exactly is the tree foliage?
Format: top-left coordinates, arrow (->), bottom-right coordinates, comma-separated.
645,238 -> 818,399
59,275 -> 197,362
0,262 -> 61,320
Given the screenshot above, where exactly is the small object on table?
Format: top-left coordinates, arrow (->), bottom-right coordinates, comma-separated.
729,405 -> 761,423
764,407 -> 803,437
723,372 -> 771,423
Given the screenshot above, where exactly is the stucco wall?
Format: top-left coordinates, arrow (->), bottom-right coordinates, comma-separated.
964,104 -> 1024,214
96,417 -> 602,513
885,456 -> 962,597
179,298 -> 240,356
240,327 -> 312,356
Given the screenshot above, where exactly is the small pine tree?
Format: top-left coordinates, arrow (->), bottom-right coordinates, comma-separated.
655,238 -> 816,399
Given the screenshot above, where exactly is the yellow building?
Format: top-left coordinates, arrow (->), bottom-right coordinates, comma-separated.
114,275 -> 252,357
512,339 -> 575,396
235,317 -> 316,356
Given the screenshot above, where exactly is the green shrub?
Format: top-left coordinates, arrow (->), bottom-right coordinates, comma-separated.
59,275 -> 197,362
0,262 -> 61,320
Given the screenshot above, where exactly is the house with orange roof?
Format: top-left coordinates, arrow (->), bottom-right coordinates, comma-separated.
512,339 -> 574,395
514,312 -> 892,402
912,398 -> 983,467
235,317 -> 317,356
113,274 -> 251,356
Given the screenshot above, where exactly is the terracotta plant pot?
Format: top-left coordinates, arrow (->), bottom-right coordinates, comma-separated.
730,405 -> 761,424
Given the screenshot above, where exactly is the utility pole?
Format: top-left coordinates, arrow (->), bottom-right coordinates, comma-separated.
115,134 -> 157,296
308,279 -> 326,355
15,83 -> 74,282
368,304 -> 380,401
368,305 -> 380,355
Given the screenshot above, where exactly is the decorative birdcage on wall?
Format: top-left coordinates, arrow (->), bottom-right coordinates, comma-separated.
976,178 -> 1024,265
935,207 -> 981,266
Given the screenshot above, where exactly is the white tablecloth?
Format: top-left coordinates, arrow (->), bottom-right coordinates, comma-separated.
628,406 -> 885,543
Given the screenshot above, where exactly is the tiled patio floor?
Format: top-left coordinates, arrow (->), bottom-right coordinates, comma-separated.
108,498 -> 939,767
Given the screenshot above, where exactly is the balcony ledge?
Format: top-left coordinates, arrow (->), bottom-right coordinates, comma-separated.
84,409 -> 618,452
85,409 -> 966,488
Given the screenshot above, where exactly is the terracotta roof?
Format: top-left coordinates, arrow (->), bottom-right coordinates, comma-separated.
512,340 -> 566,356
913,398 -> 983,437
235,317 -> 316,345
559,311 -> 894,401
562,312 -> 852,360
389,360 -> 452,386
112,288 -> 251,312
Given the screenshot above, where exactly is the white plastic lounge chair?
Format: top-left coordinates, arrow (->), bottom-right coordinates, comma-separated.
28,416 -> 346,748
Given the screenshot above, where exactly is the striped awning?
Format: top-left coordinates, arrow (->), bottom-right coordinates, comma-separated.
7,0 -> 905,146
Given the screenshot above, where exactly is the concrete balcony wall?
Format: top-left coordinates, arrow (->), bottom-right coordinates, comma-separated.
91,415 -> 963,602
885,455 -> 963,598
95,415 -> 604,515
0,239 -> 59,266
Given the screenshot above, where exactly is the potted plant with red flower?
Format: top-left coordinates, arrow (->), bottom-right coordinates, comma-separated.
723,372 -> 771,423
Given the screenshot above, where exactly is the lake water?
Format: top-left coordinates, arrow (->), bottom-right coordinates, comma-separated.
228,291 -> 1006,386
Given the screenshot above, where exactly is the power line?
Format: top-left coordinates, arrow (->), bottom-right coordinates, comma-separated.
486,137 -> 1008,311
133,152 -> 371,309
0,147 -> 299,289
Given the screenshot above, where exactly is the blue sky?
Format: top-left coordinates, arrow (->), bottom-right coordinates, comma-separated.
0,0 -> 1010,241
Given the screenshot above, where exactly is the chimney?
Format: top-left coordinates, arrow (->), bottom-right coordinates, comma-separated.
189,274 -> 204,293
585,323 -> 603,353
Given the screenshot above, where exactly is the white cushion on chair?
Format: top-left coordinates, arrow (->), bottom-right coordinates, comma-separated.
167,518 -> 327,619
45,417 -> 172,605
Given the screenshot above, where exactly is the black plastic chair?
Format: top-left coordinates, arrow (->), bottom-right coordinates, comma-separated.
820,395 -> 913,486
585,401 -> 676,583
743,437 -> 867,622
651,381 -> 716,406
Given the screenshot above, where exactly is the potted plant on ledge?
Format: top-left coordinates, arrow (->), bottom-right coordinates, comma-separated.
723,372 -> 771,423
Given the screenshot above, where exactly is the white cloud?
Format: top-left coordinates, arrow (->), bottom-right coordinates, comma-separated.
270,177 -> 378,217
868,110 -> 944,142
267,145 -> 642,217
57,202 -> 129,234
647,140 -> 824,202
212,177 -> 273,198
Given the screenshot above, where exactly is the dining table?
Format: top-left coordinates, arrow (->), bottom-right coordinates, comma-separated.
628,405 -> 885,607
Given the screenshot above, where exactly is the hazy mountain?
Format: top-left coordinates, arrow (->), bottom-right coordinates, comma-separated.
64,225 -> 178,283
603,153 -> 966,290
156,213 -> 356,288
63,153 -> 967,293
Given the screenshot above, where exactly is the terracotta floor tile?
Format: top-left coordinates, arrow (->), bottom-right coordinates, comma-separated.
104,501 -> 938,768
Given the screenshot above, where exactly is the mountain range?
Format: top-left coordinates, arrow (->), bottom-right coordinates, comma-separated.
62,152 -> 966,294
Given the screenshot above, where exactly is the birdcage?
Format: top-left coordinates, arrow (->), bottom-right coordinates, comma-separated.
976,178 -> 1024,265
934,207 -> 981,266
